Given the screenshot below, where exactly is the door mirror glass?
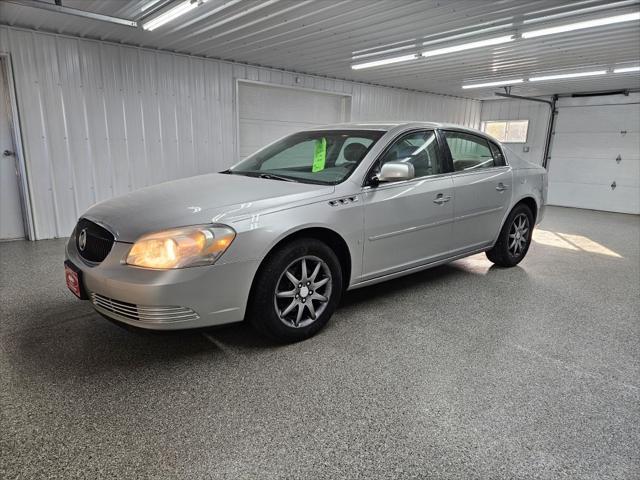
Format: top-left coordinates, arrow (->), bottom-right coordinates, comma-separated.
378,162 -> 415,182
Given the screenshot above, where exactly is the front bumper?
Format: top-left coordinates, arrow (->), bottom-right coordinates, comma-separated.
65,235 -> 258,330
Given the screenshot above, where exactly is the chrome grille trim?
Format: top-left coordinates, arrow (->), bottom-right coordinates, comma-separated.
91,293 -> 200,324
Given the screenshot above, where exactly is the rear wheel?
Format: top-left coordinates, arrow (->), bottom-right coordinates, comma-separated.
247,238 -> 342,342
486,204 -> 534,267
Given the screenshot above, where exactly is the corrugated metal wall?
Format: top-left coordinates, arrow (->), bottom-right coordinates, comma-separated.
0,26 -> 480,240
3,0 -> 639,99
479,98 -> 551,165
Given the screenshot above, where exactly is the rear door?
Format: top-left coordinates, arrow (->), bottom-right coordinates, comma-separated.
361,129 -> 454,280
442,130 -> 512,252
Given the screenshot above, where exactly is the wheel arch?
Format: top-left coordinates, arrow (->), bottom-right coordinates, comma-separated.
492,196 -> 539,247
515,196 -> 538,223
250,226 -> 353,295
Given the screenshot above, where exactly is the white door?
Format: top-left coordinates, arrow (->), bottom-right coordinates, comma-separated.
0,63 -> 25,240
237,82 -> 350,160
548,99 -> 640,214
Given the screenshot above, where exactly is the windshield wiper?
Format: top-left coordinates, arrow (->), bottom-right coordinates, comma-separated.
258,173 -> 297,182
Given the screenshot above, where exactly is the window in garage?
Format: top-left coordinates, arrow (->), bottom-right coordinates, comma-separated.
482,120 -> 529,143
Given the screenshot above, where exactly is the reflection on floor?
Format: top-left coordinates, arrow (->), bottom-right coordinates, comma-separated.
533,229 -> 623,258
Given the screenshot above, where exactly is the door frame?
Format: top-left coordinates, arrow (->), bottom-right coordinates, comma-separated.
234,79 -> 352,163
0,53 -> 35,240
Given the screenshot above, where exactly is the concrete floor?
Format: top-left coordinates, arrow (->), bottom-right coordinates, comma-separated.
1,206 -> 638,479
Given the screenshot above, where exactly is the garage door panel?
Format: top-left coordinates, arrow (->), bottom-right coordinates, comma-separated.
239,89 -> 344,123
238,82 -> 349,160
548,181 -> 639,214
549,99 -> 640,214
554,105 -> 640,133
550,132 -> 640,160
549,156 -> 639,187
239,119 -> 315,158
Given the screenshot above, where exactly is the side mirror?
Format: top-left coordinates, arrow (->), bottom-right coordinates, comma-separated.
378,162 -> 415,182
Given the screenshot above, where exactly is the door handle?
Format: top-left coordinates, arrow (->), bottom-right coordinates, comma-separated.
3,150 -> 15,157
433,194 -> 452,205
496,182 -> 509,192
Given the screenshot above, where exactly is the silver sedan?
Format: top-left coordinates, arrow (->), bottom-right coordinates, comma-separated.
65,122 -> 547,342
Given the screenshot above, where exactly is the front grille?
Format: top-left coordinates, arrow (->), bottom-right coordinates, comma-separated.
91,293 -> 200,324
75,218 -> 114,263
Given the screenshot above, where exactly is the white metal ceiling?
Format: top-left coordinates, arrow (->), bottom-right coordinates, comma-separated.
1,0 -> 639,99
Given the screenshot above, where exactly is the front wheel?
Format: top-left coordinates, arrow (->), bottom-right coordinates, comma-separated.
486,204 -> 534,267
247,238 -> 343,342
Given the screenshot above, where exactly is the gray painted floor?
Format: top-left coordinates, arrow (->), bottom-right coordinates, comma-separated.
1,206 -> 638,479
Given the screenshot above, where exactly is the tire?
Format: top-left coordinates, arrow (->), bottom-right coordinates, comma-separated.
486,203 -> 534,267
247,238 -> 343,343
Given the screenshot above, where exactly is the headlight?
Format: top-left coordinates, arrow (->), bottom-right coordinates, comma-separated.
126,225 -> 236,269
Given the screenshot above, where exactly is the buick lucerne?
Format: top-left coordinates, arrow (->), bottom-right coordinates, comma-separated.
65,122 -> 547,342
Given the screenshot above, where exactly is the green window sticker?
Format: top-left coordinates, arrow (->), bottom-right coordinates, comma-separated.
312,138 -> 327,172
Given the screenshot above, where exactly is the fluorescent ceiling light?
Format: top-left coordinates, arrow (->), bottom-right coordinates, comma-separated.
614,66 -> 640,73
352,38 -> 416,58
422,24 -> 514,47
422,35 -> 514,57
462,78 -> 524,89
352,44 -> 416,61
351,54 -> 418,70
143,0 -> 199,31
141,0 -> 165,12
522,12 -> 640,38
529,70 -> 607,81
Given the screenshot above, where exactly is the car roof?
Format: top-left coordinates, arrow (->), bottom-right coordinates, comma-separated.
307,121 -> 491,138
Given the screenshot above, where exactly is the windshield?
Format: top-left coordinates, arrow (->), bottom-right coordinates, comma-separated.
230,130 -> 385,185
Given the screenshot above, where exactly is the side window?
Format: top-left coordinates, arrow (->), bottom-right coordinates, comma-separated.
376,130 -> 443,177
444,131 -> 495,172
489,142 -> 506,166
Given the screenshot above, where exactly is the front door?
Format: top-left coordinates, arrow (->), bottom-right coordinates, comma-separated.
0,62 -> 25,240
442,130 -> 512,251
362,130 -> 454,280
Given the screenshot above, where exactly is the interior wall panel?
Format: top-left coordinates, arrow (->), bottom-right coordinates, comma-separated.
0,26 -> 480,239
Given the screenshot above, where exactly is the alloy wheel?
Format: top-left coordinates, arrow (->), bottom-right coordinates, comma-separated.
274,255 -> 333,328
508,213 -> 530,257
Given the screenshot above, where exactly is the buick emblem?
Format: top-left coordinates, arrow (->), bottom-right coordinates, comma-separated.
78,228 -> 88,252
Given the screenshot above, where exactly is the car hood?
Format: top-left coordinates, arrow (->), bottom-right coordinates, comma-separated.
82,173 -> 334,242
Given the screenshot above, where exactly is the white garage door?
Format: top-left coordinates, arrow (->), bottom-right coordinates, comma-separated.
548,97 -> 640,214
237,82 -> 350,159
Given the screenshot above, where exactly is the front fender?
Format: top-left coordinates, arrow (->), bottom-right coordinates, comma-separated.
222,198 -> 365,286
